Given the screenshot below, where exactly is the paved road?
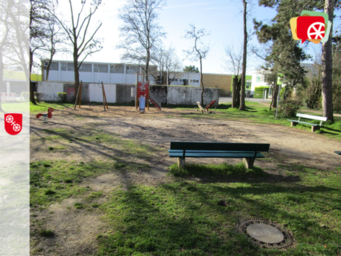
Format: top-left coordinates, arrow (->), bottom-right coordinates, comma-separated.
219,97 -> 272,104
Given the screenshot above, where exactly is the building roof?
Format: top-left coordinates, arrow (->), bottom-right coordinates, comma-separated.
50,60 -> 157,67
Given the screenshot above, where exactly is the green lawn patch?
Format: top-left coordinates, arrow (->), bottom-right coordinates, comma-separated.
29,101 -> 73,114
96,164 -> 341,255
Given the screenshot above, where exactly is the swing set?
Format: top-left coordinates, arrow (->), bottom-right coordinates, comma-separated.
74,81 -> 108,111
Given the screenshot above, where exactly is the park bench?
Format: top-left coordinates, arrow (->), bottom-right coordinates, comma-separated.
288,113 -> 327,132
335,151 -> 341,155
169,141 -> 270,169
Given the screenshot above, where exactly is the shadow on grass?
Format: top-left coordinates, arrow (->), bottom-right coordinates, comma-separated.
167,163 -> 301,183
97,168 -> 340,255
97,183 -> 260,255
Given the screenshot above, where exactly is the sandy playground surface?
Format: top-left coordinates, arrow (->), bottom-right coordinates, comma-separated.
29,105 -> 341,255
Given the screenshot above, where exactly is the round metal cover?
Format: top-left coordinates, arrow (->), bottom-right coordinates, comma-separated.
237,218 -> 294,249
246,223 -> 284,243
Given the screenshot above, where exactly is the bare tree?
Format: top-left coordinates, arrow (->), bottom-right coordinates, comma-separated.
321,0 -> 335,122
50,0 -> 103,95
118,0 -> 166,82
222,44 -> 243,107
239,0 -> 248,110
0,0 -> 12,112
222,44 -> 243,76
41,10 -> 68,81
151,46 -> 182,84
29,0 -> 56,104
184,24 -> 210,105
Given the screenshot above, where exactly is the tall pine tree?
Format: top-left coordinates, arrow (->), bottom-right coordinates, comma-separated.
254,0 -> 323,108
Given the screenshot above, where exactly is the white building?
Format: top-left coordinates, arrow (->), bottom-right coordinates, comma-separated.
167,72 -> 201,86
43,60 -> 157,84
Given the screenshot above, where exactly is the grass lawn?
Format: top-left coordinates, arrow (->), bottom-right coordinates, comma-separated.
30,158 -> 341,255
172,102 -> 341,141
28,101 -> 341,255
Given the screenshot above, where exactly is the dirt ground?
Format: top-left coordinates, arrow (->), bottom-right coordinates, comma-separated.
29,105 -> 341,256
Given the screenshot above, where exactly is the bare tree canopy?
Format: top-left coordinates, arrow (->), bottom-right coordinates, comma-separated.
118,0 -> 166,82
183,24 -> 210,105
49,0 -> 103,94
222,44 -> 243,76
151,46 -> 182,84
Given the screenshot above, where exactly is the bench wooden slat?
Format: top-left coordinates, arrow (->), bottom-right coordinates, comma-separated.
297,113 -> 327,121
169,151 -> 265,158
170,142 -> 270,151
287,120 -> 320,126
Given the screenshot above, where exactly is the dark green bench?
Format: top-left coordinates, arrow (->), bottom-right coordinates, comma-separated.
335,151 -> 341,155
169,141 -> 270,169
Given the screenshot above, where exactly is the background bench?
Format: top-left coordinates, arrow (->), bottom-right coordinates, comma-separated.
288,113 -> 327,132
169,141 -> 270,169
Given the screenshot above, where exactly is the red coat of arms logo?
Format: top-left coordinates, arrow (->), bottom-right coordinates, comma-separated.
4,113 -> 23,135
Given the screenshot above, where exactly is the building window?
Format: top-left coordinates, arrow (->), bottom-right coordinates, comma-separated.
60,62 -> 66,71
110,64 -> 124,74
49,62 -> 59,71
94,64 -> 108,73
79,64 -> 92,72
125,65 -> 139,74
67,63 -> 74,71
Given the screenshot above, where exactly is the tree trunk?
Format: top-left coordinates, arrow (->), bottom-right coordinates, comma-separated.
0,51 -> 4,112
73,42 -> 79,97
29,48 -> 36,104
232,76 -> 237,108
200,56 -> 204,106
239,0 -> 247,110
146,49 -> 150,82
236,77 -> 241,108
321,0 -> 334,122
271,84 -> 279,108
45,50 -> 55,81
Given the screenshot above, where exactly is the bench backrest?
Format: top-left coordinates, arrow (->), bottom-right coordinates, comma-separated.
170,141 -> 270,152
297,113 -> 327,121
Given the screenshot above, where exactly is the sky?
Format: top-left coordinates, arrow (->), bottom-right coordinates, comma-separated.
51,0 -> 341,75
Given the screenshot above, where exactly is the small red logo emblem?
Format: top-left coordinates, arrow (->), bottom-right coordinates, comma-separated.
4,113 -> 23,135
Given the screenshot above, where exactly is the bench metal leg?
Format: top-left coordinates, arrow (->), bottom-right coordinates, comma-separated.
312,126 -> 320,132
243,158 -> 254,169
177,158 -> 185,169
291,122 -> 297,127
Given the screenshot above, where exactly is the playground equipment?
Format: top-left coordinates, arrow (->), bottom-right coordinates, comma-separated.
135,74 -> 161,113
36,107 -> 54,123
74,81 -> 108,111
195,100 -> 217,114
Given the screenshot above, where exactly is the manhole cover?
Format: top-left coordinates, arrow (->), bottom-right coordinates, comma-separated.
237,218 -> 294,249
247,223 -> 284,243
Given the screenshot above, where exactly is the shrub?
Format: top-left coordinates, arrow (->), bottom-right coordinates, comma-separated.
21,92 -> 29,101
279,99 -> 301,118
57,92 -> 67,103
280,86 -> 292,100
304,78 -> 322,109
